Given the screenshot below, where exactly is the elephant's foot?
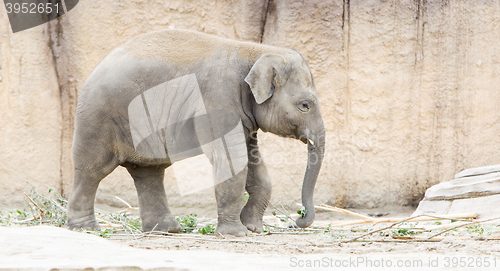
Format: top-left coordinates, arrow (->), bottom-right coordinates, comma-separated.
240,206 -> 263,233
142,214 -> 181,233
67,218 -> 100,231
143,221 -> 181,233
216,219 -> 248,237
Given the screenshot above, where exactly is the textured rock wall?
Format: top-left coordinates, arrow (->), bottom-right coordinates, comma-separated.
0,6 -> 61,207
260,0 -> 500,208
1,0 -> 500,210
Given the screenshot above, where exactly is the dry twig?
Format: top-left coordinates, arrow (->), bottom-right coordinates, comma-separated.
316,204 -> 477,228
316,204 -> 378,223
115,196 -> 133,209
132,231 -> 285,245
344,213 -> 478,242
334,238 -> 443,243
263,223 -> 323,232
271,202 -> 296,223
349,215 -> 427,242
24,192 -> 43,221
427,216 -> 500,240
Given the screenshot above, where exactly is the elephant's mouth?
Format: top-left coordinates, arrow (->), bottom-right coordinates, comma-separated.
300,136 -> 315,147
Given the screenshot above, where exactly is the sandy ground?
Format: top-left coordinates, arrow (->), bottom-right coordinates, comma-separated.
2,204 -> 500,270
105,206 -> 500,269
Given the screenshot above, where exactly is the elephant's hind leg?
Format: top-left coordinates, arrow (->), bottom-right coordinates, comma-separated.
67,153 -> 119,230
127,165 -> 181,233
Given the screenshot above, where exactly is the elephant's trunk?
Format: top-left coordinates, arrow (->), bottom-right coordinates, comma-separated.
295,123 -> 325,228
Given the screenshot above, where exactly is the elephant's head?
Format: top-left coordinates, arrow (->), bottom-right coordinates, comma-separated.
245,53 -> 325,228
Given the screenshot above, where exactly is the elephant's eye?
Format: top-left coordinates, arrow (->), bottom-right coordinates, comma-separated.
297,100 -> 311,113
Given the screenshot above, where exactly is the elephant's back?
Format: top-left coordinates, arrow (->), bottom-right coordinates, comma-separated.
75,29 -> 296,144
77,30 -> 288,110
119,29 -> 294,64
77,47 -> 172,116
79,29 -> 296,102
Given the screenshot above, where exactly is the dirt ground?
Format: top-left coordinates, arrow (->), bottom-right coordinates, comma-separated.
105,206 -> 500,265
2,203 -> 500,270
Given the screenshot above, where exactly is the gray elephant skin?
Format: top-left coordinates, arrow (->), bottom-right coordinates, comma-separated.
67,29 -> 325,236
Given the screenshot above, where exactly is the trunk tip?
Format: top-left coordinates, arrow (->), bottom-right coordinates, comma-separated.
295,209 -> 315,228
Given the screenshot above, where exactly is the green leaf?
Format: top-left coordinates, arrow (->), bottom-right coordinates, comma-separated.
297,206 -> 307,218
198,223 -> 216,235
176,214 -> 198,233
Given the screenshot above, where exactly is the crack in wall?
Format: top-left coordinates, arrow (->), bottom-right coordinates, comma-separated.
342,0 -> 351,127
415,0 -> 426,66
411,0 -> 427,205
47,17 -> 77,198
47,19 -> 64,196
336,0 -> 352,206
341,0 -> 346,29
259,0 -> 272,43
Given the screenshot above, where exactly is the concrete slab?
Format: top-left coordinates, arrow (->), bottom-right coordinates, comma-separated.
0,226 -> 179,270
0,226 -> 291,271
1,226 -> 498,271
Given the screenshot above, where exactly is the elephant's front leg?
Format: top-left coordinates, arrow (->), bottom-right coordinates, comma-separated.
195,112 -> 248,236
214,166 -> 249,237
240,134 -> 272,233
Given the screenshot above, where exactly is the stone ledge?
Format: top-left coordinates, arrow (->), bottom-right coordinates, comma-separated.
414,165 -> 500,219
414,194 -> 500,219
424,172 -> 500,201
455,165 -> 500,179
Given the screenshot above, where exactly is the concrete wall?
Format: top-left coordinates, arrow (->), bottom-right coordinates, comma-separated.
1,0 -> 500,210
0,10 -> 62,207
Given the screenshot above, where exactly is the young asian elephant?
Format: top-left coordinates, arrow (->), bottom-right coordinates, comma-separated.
67,29 -> 325,236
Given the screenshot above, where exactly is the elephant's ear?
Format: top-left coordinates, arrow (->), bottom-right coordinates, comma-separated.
245,53 -> 286,104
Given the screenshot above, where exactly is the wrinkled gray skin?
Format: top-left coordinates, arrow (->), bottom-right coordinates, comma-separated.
67,30 -> 325,236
